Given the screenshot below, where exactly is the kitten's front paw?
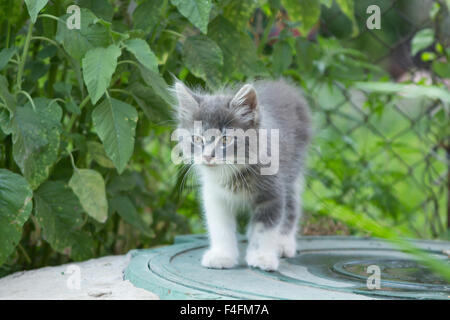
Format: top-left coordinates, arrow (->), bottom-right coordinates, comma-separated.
246,249 -> 279,271
201,249 -> 238,269
279,235 -> 297,258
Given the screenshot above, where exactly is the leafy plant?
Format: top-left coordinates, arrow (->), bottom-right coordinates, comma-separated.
0,0 -> 448,283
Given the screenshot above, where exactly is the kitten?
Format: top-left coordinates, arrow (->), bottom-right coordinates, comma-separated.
173,79 -> 311,271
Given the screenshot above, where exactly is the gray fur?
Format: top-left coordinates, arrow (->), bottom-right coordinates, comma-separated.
175,78 -> 311,241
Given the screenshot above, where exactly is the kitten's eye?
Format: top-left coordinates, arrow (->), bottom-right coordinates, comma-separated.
220,135 -> 234,148
192,135 -> 204,145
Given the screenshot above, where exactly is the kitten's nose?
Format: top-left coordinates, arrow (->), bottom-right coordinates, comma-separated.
203,155 -> 213,163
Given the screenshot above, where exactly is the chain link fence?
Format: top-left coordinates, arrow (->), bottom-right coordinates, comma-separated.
301,0 -> 449,238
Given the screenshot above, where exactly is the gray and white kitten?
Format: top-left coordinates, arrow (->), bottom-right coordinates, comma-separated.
174,79 -> 311,271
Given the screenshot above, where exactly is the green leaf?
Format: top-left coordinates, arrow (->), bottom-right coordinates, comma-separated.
28,60 -> 49,82
92,98 -> 138,174
53,82 -> 72,96
182,35 -> 223,88
0,1 -> 23,26
110,196 -> 153,236
25,0 -> 49,23
411,28 -> 434,56
170,0 -> 212,34
82,44 -> 121,104
295,37 -> 319,73
56,8 -> 111,62
34,181 -> 94,261
209,16 -> 266,78
0,169 -> 33,266
354,81 -> 450,103
107,171 -> 137,194
124,38 -> 158,72
421,51 -> 436,62
138,66 -> 175,106
127,82 -> 172,120
78,0 -> 114,21
222,0 -> 259,30
87,140 -> 115,168
0,47 -> 16,71
0,108 -> 12,135
0,75 -> 17,114
281,0 -> 321,35
11,98 -> 62,190
0,124 -> 5,139
432,61 -> 450,78
69,169 -> 108,223
133,0 -> 164,33
335,0 -> 358,36
320,0 -> 333,8
64,98 -> 81,115
94,18 -> 130,43
272,40 -> 293,76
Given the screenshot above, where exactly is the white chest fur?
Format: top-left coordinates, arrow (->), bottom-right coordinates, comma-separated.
199,166 -> 252,209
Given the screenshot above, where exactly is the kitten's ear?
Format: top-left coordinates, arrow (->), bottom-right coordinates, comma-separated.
230,84 -> 258,110
173,81 -> 200,117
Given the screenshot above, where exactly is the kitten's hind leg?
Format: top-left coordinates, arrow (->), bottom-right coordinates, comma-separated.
201,187 -> 239,269
279,177 -> 302,258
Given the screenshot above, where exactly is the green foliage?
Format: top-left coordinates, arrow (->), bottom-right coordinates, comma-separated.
24,0 -> 49,23
170,0 -> 212,34
55,8 -> 110,62
109,195 -> 153,237
0,169 -> 33,265
86,140 -> 114,168
272,40 -> 293,76
69,168 -> 108,223
222,0 -> 259,30
335,0 -> 358,35
182,35 -> 223,88
82,45 -> 121,104
411,28 -> 435,56
354,81 -> 450,102
11,98 -> 62,190
132,0 -> 165,33
0,48 -> 16,71
92,97 -> 138,173
282,0 -> 322,34
0,75 -> 17,113
0,0 -> 448,282
78,0 -> 114,21
208,16 -> 265,79
123,39 -> 158,72
34,180 -> 94,260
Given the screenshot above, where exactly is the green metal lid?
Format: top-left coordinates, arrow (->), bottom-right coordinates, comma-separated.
124,235 -> 450,300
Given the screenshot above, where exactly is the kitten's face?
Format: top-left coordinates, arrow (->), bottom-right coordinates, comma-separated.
175,82 -> 258,168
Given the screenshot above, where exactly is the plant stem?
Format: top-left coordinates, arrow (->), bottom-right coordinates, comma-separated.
16,22 -> 34,91
4,0 -> 11,49
68,150 -> 77,170
67,95 -> 91,132
117,60 -> 141,68
17,90 -> 36,111
109,88 -> 132,96
110,88 -> 143,106
31,36 -> 59,48
5,20 -> 11,49
257,14 -> 276,54
37,13 -> 63,23
47,56 -> 58,97
17,244 -> 31,265
162,29 -> 186,39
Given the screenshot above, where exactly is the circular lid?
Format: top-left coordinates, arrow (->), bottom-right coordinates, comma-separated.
124,235 -> 450,299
